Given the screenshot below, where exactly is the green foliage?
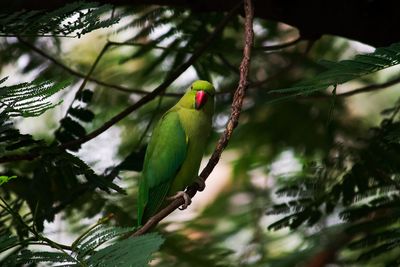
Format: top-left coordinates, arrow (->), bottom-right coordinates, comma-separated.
12,251 -> 74,265
0,227 -> 163,267
0,175 -> 16,186
2,1 -> 400,267
0,2 -> 120,38
86,233 -> 164,267
116,6 -> 240,85
115,146 -> 147,172
268,100 -> 400,265
0,233 -> 18,252
55,89 -> 95,151
25,150 -> 126,230
0,76 -> 67,156
74,225 -> 136,256
0,200 -> 163,267
0,77 -> 69,117
272,42 -> 400,97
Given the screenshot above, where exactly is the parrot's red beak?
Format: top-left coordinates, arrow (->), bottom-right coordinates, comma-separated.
195,90 -> 208,110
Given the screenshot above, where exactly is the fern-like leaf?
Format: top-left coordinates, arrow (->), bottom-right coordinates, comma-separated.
11,250 -> 75,265
271,42 -> 400,96
0,233 -> 19,253
75,226 -> 136,257
0,77 -> 69,117
0,2 -> 120,37
85,233 -> 164,267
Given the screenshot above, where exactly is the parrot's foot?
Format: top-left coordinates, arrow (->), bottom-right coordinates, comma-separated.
167,191 -> 192,210
194,176 -> 206,191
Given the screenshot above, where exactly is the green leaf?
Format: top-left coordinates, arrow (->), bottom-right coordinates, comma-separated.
0,175 -> 17,186
77,89 -> 94,103
75,226 -> 136,257
69,108 -> 95,122
86,233 -> 164,267
116,146 -> 147,172
0,233 -> 18,252
13,250 -> 75,265
0,2 -> 120,37
60,117 -> 86,137
0,77 -> 69,118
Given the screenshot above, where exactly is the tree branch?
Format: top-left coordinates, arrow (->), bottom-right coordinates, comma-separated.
254,36 -> 302,51
336,77 -> 400,97
17,37 -> 181,97
298,76 -> 400,100
132,0 -> 255,237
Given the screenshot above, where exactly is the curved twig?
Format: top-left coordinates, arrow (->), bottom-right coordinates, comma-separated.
297,76 -> 400,100
254,36 -> 302,51
333,76 -> 400,97
132,0 -> 255,237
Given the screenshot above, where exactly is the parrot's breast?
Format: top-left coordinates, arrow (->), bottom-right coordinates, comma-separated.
168,108 -> 211,194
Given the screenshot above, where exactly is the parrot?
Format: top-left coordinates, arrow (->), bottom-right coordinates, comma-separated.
137,80 -> 215,226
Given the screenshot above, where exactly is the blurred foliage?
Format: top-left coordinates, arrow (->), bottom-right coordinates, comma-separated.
1,1 -> 400,267
0,2 -> 120,38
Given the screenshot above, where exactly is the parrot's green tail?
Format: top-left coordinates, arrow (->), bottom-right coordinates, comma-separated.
138,181 -> 170,226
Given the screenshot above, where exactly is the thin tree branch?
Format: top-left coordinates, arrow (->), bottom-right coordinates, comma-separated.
17,34 -> 304,99
254,36 -> 302,51
17,37 -> 180,97
59,41 -> 111,122
77,44 -> 110,94
298,76 -> 400,100
244,40 -> 314,93
107,41 -> 195,55
335,76 -> 400,97
217,53 -> 241,75
132,0 -> 255,237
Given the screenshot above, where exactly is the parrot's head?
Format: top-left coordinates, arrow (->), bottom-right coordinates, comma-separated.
177,80 -> 215,116
191,80 -> 215,110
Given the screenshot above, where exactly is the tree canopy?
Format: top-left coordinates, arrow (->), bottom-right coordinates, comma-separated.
1,1 -> 400,266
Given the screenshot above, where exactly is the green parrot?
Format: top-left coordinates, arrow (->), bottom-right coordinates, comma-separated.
137,80 -> 215,225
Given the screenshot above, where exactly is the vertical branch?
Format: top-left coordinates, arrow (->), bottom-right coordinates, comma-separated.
76,43 -> 111,94
61,41 -> 111,117
132,0 -> 255,237
198,0 -> 254,180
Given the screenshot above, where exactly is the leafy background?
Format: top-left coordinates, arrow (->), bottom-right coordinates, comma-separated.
1,1 -> 400,266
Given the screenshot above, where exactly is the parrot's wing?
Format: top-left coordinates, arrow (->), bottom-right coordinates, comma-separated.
138,110 -> 188,225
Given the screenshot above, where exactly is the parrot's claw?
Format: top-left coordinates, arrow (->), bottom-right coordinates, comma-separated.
195,176 -> 206,191
167,191 -> 192,210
